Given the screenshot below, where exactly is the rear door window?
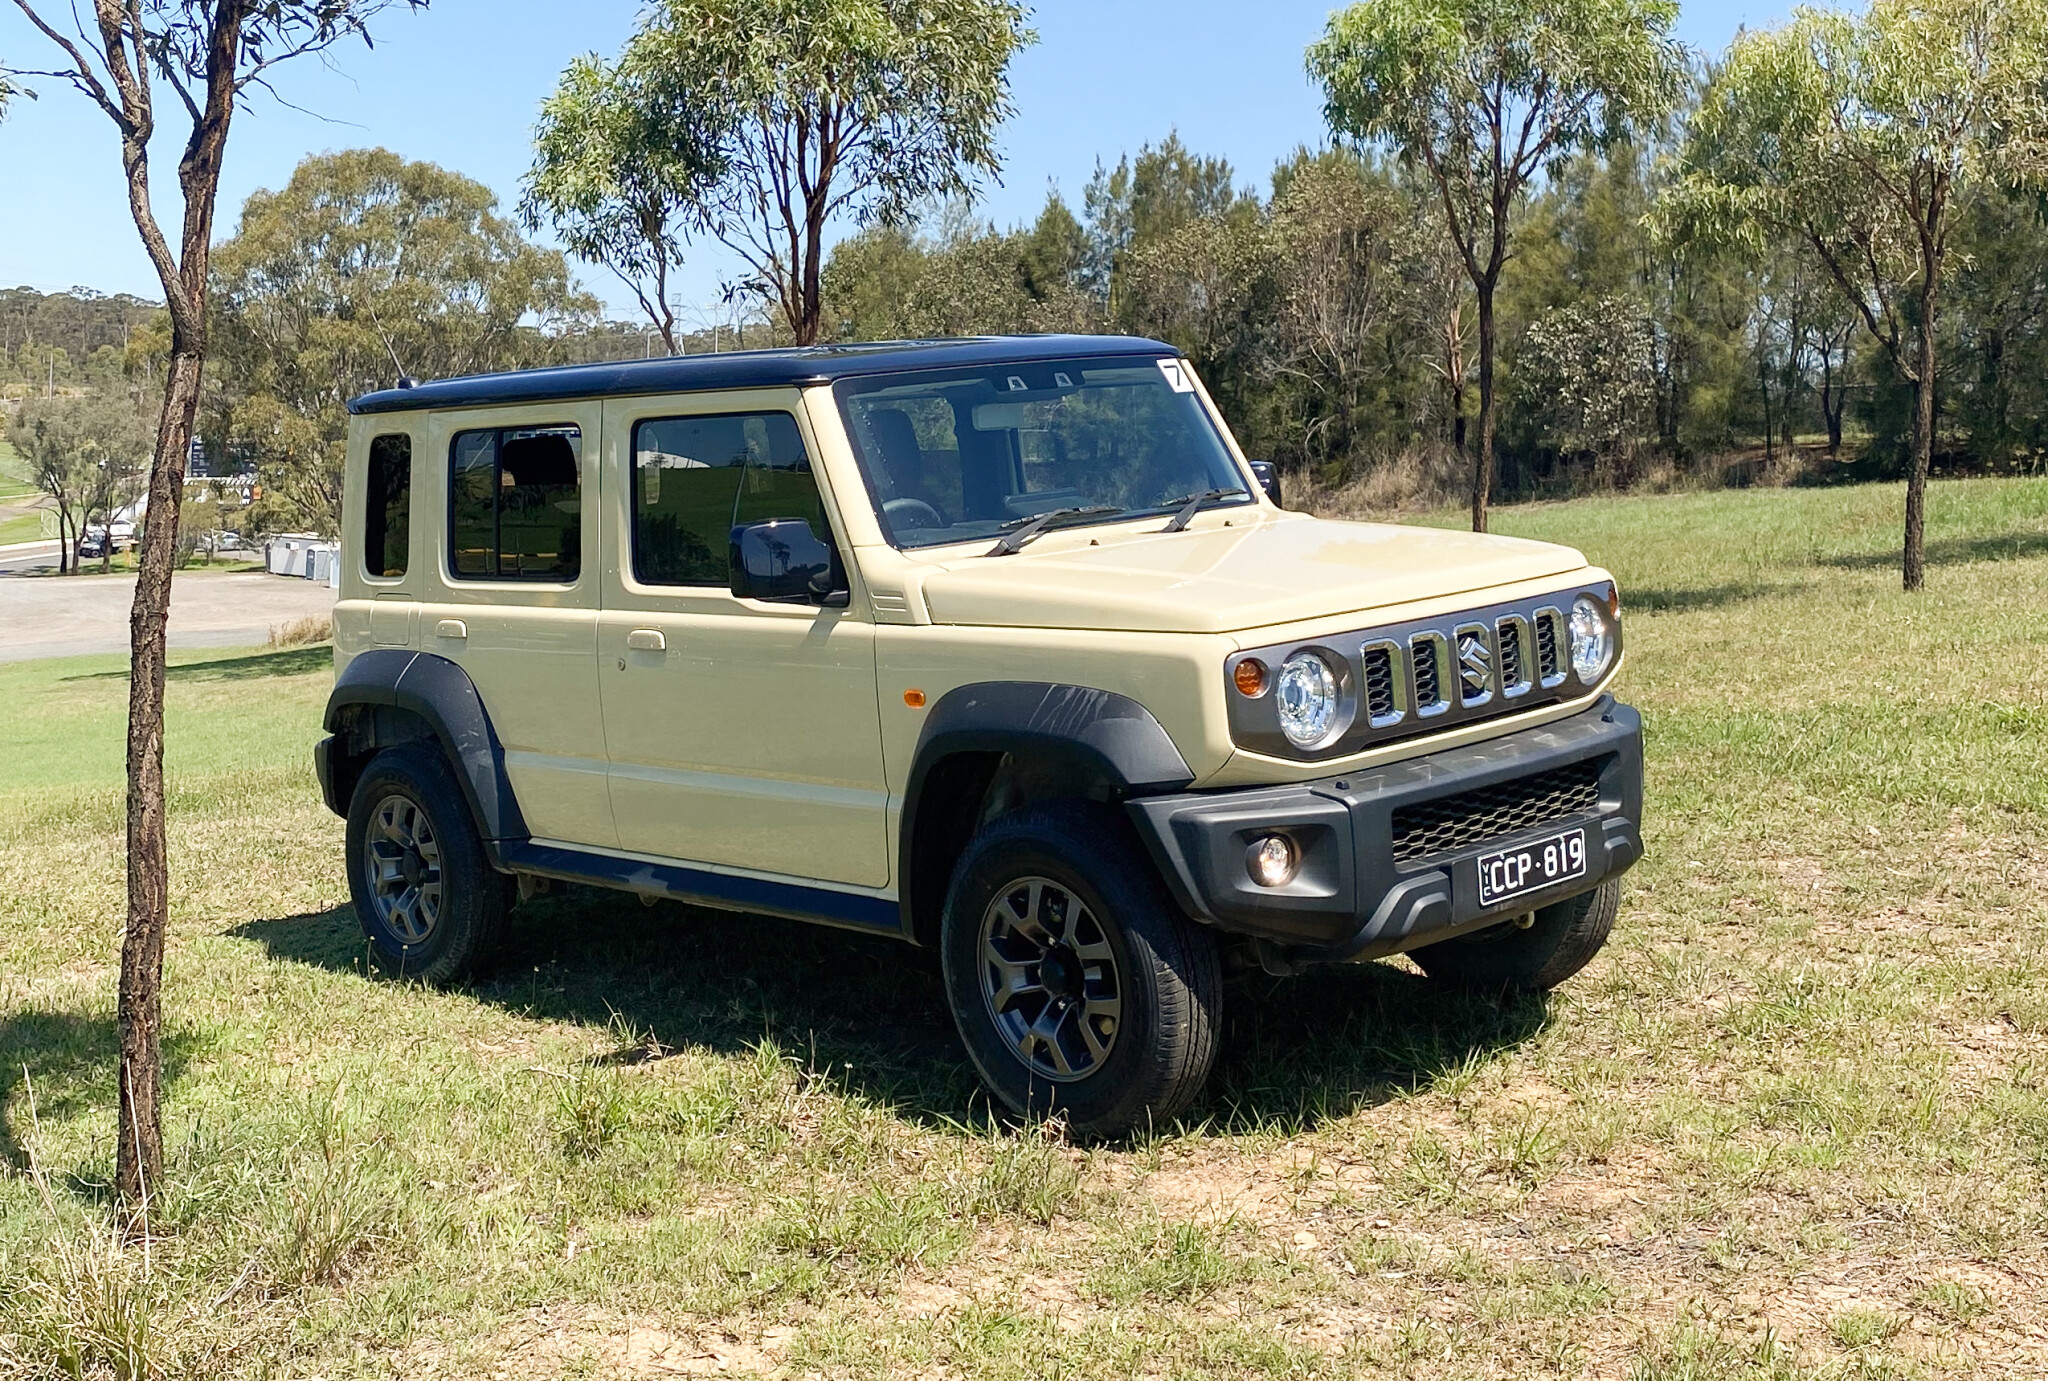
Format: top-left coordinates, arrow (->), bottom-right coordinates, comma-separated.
448,424 -> 582,581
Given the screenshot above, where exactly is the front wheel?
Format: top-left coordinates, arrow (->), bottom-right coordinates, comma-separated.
1411,878 -> 1620,994
939,801 -> 1221,1138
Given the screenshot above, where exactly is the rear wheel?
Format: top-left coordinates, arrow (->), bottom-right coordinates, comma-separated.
345,745 -> 507,985
939,801 -> 1221,1137
1412,879 -> 1619,994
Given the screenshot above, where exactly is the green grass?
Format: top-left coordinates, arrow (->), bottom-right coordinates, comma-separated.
3,475 -> 2047,1378
0,440 -> 32,491
0,512 -> 45,545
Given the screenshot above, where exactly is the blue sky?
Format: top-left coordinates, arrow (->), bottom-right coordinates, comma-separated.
0,0 -> 1787,322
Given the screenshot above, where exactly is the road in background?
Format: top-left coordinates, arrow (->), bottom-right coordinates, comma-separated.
0,564 -> 336,662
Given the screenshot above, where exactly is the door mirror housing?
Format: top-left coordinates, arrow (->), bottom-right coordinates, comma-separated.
1247,460 -> 1284,509
729,518 -> 850,607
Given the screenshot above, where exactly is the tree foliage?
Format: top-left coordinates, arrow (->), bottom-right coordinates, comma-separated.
1308,0 -> 1688,530
521,51 -> 721,354
581,0 -> 1032,344
211,148 -> 597,535
1665,0 -> 2048,588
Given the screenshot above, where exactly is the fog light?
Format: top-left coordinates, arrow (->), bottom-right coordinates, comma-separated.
1246,834 -> 1298,888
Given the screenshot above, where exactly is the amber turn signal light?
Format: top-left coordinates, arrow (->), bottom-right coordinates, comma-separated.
1232,658 -> 1268,697
903,688 -> 927,708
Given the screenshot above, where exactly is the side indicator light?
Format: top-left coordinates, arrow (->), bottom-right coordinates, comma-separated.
903,689 -> 927,708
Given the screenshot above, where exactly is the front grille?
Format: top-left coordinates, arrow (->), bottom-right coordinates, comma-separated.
1363,645 -> 1397,721
1390,757 -> 1606,864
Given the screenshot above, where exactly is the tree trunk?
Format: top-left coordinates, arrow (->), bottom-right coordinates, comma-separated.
1902,288 -> 1936,593
115,346 -> 203,1210
1472,286 -> 1497,534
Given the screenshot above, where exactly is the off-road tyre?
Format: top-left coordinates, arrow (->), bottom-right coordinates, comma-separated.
1412,878 -> 1620,994
939,801 -> 1221,1138
344,745 -> 508,985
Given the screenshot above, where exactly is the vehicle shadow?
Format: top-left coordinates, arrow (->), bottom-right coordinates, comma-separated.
233,889 -> 1549,1139
61,644 -> 332,684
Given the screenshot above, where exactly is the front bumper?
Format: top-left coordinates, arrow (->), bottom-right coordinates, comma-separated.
1126,697 -> 1643,966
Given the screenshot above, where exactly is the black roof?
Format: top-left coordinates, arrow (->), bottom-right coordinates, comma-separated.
347,334 -> 1177,415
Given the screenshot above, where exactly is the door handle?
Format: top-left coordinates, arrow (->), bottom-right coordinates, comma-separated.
626,628 -> 666,653
434,619 -> 467,640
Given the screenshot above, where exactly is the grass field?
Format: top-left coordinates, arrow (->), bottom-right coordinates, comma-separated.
2,476 -> 2045,1379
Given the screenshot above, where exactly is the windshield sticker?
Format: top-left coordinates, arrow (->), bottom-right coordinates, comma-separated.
1156,358 -> 1195,392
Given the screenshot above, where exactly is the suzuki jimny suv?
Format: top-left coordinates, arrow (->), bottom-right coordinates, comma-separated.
316,336 -> 1643,1135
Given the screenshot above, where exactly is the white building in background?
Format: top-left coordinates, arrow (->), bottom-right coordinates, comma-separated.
264,533 -> 340,586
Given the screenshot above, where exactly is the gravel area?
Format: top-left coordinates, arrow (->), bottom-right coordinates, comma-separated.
0,568 -> 336,663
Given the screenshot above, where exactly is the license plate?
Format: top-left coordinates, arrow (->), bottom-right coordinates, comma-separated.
1476,828 -> 1588,908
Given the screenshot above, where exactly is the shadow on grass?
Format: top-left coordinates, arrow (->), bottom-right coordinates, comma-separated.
0,1009 -> 197,1189
1622,581 -> 1783,615
234,889 -> 1547,1140
1822,527 -> 2048,571
61,644 -> 331,684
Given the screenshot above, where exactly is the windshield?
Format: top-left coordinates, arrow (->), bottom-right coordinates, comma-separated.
834,355 -> 1252,550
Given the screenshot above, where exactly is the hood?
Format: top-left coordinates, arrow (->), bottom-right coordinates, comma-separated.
915,512 -> 1588,635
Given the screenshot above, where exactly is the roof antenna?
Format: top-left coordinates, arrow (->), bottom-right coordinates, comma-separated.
365,301 -> 415,389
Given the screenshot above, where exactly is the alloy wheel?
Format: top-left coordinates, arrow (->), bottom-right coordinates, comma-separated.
978,876 -> 1123,1081
363,792 -> 443,945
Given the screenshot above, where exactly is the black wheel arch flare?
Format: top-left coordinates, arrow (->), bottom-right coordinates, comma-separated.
316,650 -> 529,851
898,681 -> 1194,946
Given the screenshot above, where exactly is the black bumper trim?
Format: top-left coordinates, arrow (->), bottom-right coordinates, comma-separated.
1126,697 -> 1644,964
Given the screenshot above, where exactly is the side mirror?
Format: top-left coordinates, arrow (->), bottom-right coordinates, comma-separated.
729,518 -> 850,607
1248,460 -> 1284,509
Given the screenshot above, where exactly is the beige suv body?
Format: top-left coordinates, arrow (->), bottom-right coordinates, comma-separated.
318,336 -> 1642,1133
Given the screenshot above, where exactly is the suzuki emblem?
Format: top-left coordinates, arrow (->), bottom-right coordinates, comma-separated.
1458,630 -> 1492,697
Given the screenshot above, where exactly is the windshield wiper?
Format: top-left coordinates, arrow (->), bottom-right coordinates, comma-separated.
984,506 -> 1123,557
1159,487 -> 1248,533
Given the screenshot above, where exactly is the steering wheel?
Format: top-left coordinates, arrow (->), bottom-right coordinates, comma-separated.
883,498 -> 945,532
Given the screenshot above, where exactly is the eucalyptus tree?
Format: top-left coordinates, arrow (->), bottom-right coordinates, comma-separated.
522,52 -> 721,354
614,0 -> 1032,345
216,148 -> 596,535
3,0 -> 425,1214
1665,0 -> 2048,591
8,393 -> 147,573
1308,0 -> 1688,531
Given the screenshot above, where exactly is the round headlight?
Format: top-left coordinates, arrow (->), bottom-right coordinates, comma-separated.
1275,651 -> 1341,748
1569,594 -> 1614,682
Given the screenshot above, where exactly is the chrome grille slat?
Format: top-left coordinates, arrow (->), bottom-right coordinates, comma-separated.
1411,632 -> 1449,718
1361,638 -> 1406,729
1534,607 -> 1567,689
1497,615 -> 1532,698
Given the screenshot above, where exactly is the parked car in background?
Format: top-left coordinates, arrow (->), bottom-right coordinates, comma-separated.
316,336 -> 1644,1136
